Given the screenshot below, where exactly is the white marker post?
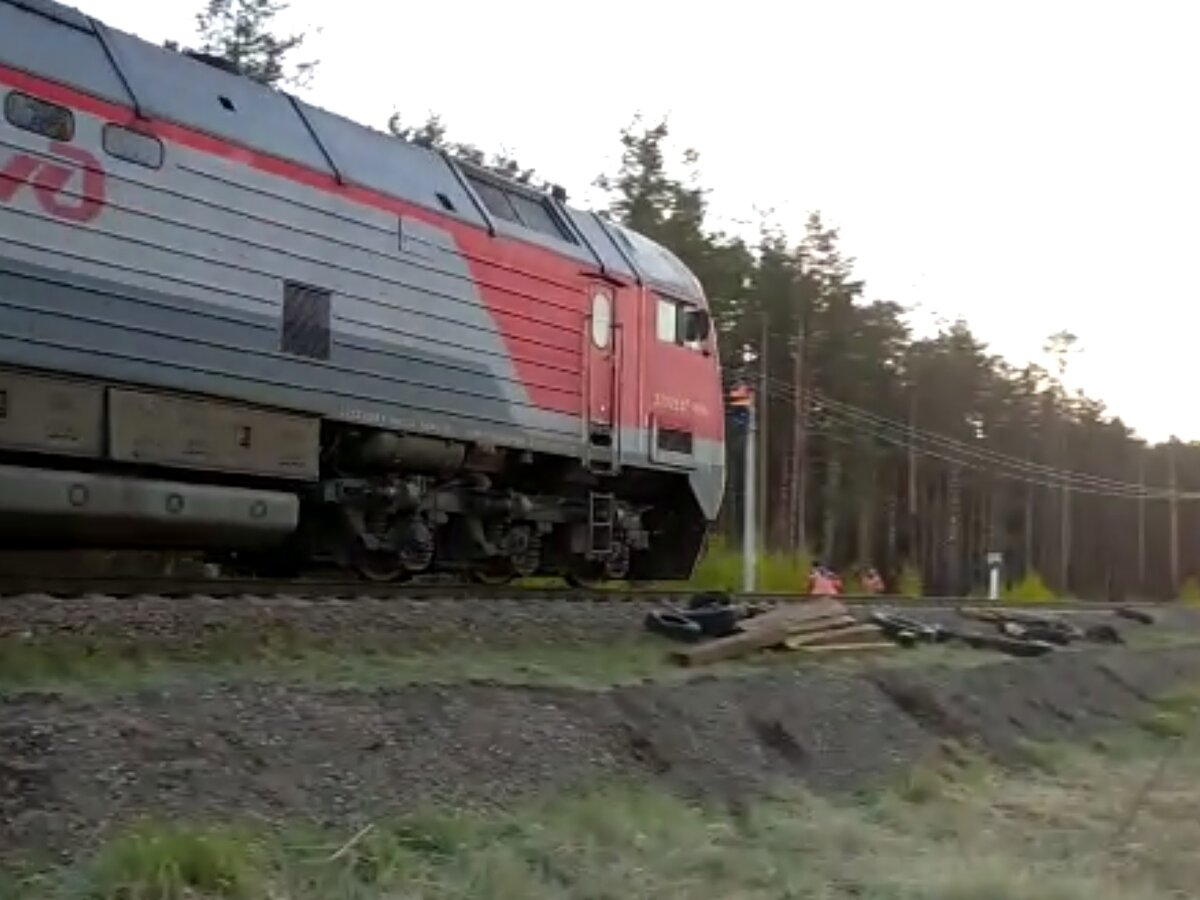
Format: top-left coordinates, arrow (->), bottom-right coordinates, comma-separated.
987,551 -> 1003,601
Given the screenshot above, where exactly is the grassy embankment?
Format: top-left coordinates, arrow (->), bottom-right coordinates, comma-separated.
8,691 -> 1200,900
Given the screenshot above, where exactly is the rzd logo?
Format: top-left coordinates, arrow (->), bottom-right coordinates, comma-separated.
0,142 -> 106,224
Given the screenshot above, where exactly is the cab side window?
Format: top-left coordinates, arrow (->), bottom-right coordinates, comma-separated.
656,295 -> 707,351
4,91 -> 74,141
656,297 -> 680,343
103,124 -> 164,169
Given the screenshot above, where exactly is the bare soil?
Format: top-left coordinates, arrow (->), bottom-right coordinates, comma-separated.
0,594 -> 654,656
5,643 -> 1200,862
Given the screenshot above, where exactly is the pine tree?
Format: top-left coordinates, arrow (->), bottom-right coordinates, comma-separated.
388,114 -> 539,185
190,0 -> 316,87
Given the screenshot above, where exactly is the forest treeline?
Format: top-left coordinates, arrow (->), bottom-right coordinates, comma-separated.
177,0 -> 1198,600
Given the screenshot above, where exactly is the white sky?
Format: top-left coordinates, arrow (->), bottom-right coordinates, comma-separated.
69,0 -> 1200,441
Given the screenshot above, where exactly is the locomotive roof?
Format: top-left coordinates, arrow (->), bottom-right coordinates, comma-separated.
0,0 -> 707,305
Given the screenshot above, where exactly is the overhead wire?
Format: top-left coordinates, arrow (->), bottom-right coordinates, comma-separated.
722,371 -> 1197,500
756,380 -> 1156,499
805,383 -> 1161,495
729,367 -> 1139,492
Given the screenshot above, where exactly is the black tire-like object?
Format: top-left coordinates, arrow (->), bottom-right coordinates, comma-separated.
999,617 -> 1082,646
1085,623 -> 1124,645
1116,606 -> 1156,625
688,591 -> 732,610
871,611 -> 947,644
644,610 -> 704,642
957,630 -> 1055,657
679,605 -> 742,638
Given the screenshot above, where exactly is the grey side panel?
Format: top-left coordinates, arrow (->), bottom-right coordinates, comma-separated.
688,437 -> 727,521
108,388 -> 320,480
103,28 -> 330,173
6,0 -> 91,30
0,107 -> 585,448
0,0 -> 706,312
0,369 -> 103,457
296,101 -> 487,229
0,256 -> 582,451
0,3 -> 126,105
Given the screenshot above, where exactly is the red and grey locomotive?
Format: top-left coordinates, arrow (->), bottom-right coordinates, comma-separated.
0,0 -> 726,582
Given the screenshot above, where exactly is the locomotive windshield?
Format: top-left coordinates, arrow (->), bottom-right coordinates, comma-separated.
608,222 -> 706,305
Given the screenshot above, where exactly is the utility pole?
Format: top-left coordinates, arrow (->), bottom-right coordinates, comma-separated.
729,385 -> 757,592
907,389 -> 918,568
1060,478 -> 1071,594
1044,330 -> 1077,595
1169,439 -> 1180,594
758,311 -> 769,546
1059,410 -> 1071,594
788,264 -> 808,554
789,317 -> 806,553
743,392 -> 758,592
1137,446 -> 1146,591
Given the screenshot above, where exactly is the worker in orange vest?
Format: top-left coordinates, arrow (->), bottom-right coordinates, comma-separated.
860,565 -> 884,595
809,563 -> 841,597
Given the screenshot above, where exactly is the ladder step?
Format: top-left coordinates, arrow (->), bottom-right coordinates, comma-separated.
588,492 -> 615,555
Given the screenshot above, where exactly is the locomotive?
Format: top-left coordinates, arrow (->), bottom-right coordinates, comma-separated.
0,0 -> 726,583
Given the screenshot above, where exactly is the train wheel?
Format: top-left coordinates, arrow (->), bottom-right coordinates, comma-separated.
564,564 -> 604,590
470,567 -> 515,586
352,547 -> 407,583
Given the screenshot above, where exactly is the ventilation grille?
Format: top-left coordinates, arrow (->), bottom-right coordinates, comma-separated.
281,281 -> 331,361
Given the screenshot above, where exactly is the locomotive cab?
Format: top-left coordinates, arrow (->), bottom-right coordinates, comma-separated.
592,224 -> 727,581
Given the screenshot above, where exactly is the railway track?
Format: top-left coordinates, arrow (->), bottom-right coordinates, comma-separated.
0,572 -> 1166,613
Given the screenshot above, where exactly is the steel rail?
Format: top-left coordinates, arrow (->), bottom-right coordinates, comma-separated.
0,573 -> 1167,612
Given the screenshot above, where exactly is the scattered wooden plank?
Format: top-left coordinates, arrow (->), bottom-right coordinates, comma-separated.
754,613 -> 857,637
958,608 -> 1004,623
800,641 -> 898,654
781,623 -> 882,650
670,598 -> 849,667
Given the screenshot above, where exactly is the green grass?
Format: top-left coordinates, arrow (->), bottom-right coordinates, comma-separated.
15,729 -> 1200,900
79,824 -> 264,900
1178,577 -> 1200,606
1003,570 -> 1059,604
1136,688 -> 1200,740
687,534 -> 812,593
897,562 -> 924,598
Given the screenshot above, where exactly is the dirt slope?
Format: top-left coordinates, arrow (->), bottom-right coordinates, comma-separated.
4,644 -> 1200,860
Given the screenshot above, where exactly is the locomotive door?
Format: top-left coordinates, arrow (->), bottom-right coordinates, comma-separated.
584,284 -> 619,471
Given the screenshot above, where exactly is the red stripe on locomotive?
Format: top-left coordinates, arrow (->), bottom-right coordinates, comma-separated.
0,62 -> 724,442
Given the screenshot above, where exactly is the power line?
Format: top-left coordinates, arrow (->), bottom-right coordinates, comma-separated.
730,369 -> 1170,496
808,389 -> 1166,498
741,371 -> 1149,494
806,385 -> 1160,496
731,374 -> 1197,500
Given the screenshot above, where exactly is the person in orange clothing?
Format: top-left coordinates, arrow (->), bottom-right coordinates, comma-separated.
860,565 -> 885,595
809,563 -> 841,597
